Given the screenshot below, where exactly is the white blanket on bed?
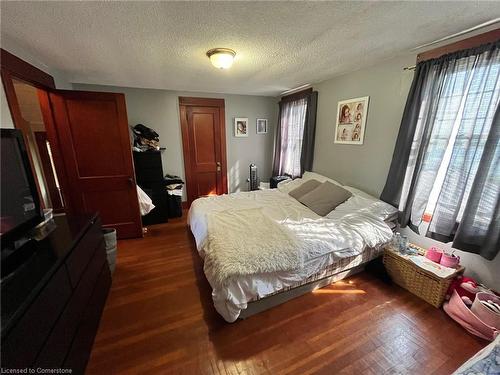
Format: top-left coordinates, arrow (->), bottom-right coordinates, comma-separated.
188,188 -> 397,322
205,208 -> 302,285
190,190 -> 395,262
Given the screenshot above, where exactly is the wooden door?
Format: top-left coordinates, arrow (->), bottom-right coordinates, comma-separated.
179,97 -> 227,205
44,90 -> 142,239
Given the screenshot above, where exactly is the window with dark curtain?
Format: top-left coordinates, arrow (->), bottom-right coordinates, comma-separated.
381,41 -> 500,260
272,90 -> 318,178
274,97 -> 307,177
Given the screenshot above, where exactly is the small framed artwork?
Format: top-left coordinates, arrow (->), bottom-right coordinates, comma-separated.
234,117 -> 248,137
256,118 -> 268,134
334,96 -> 369,145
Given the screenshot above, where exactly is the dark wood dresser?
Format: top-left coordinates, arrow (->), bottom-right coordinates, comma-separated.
133,150 -> 169,225
1,213 -> 111,373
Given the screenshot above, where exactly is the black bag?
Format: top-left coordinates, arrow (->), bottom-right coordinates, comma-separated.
133,124 -> 159,141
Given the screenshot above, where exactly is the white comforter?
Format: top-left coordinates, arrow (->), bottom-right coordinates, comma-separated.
188,186 -> 397,322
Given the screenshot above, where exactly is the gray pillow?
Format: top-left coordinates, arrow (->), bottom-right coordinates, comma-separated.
298,181 -> 352,216
288,179 -> 321,200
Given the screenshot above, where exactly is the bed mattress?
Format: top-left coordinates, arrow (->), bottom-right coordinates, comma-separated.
188,184 -> 397,322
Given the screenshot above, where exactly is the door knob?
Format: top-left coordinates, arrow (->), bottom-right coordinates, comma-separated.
216,162 -> 221,172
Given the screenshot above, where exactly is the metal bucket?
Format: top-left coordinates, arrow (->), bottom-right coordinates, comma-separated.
103,228 -> 117,274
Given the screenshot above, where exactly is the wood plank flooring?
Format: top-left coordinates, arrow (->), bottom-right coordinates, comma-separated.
86,213 -> 486,374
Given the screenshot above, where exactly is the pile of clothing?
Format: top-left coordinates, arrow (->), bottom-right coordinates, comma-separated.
165,174 -> 184,196
132,124 -> 160,151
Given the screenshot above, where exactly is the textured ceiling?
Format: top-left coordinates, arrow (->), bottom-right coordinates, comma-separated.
1,2 -> 499,96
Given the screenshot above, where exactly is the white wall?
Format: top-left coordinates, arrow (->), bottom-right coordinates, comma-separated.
73,84 -> 278,196
311,54 -> 499,288
313,54 -> 415,197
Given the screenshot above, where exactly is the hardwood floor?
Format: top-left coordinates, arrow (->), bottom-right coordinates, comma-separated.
87,213 -> 486,374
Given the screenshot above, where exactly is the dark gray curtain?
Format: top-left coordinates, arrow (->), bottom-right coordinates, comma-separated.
272,91 -> 318,177
300,91 -> 318,174
379,62 -> 434,209
272,101 -> 284,176
381,41 -> 500,260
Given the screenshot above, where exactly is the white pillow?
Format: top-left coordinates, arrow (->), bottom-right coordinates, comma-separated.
277,178 -> 303,193
302,171 -> 342,186
326,194 -> 397,221
342,185 -> 377,200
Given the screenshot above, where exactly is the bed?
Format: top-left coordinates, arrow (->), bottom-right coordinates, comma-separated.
453,334 -> 499,374
188,172 -> 398,322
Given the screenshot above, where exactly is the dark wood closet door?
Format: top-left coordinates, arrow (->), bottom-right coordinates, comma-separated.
179,97 -> 227,205
46,90 -> 142,239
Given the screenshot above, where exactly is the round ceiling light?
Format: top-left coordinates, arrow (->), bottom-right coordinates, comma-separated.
206,48 -> 236,69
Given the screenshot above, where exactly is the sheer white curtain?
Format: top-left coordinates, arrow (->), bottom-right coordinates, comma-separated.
274,98 -> 307,177
427,56 -> 499,237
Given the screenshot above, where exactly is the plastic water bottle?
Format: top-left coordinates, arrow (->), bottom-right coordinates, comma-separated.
400,235 -> 408,255
392,233 -> 401,250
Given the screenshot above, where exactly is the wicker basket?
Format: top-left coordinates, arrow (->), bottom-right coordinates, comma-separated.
383,247 -> 464,308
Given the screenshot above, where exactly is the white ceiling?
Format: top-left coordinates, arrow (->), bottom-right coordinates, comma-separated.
1,2 -> 499,96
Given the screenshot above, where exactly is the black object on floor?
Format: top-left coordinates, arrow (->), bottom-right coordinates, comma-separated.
165,175 -> 184,218
167,195 -> 183,218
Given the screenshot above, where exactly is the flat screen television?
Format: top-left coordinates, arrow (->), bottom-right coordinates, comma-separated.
1,129 -> 44,248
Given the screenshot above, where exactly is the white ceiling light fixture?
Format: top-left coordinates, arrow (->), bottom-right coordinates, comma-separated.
206,48 -> 236,69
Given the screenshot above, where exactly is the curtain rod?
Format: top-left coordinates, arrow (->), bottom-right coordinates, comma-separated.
410,18 -> 500,51
280,84 -> 311,96
402,18 -> 500,71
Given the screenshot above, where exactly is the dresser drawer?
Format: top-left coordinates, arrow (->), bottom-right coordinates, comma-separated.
65,218 -> 103,288
135,166 -> 164,183
133,151 -> 162,167
1,266 -> 72,368
35,241 -> 106,368
133,151 -> 163,183
64,264 -> 111,373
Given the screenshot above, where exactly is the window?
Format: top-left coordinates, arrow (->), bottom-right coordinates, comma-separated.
400,46 -> 499,246
405,58 -> 500,234
424,63 -> 499,225
275,97 -> 308,177
382,39 -> 500,259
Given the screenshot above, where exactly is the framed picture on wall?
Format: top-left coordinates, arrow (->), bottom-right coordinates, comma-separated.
334,96 -> 369,145
256,118 -> 268,134
234,117 -> 248,137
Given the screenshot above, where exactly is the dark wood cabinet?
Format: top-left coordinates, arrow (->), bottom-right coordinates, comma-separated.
2,266 -> 73,368
133,151 -> 164,182
1,213 -> 111,373
133,151 -> 169,225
